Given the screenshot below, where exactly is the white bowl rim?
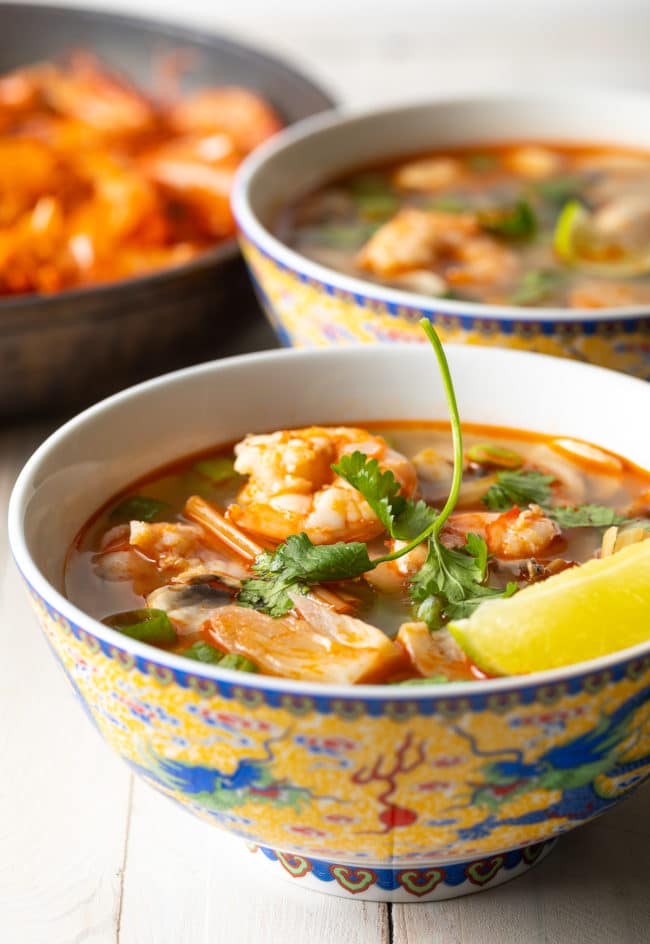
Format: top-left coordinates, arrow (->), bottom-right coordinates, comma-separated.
8,343 -> 650,701
232,89 -> 650,323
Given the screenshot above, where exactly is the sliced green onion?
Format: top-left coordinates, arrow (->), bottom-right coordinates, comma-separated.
219,654 -> 259,673
301,222 -> 379,249
193,457 -> 237,484
356,193 -> 399,220
467,444 -> 523,470
182,641 -> 224,664
479,200 -> 537,240
103,609 -> 177,645
510,269 -> 565,306
109,495 -> 168,523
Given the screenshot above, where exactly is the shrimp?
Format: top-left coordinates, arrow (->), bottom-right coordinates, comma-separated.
92,524 -> 161,595
441,505 -> 559,560
206,594 -> 400,683
140,135 -> 237,238
484,505 -> 559,560
168,87 -> 282,154
39,55 -> 156,136
228,426 -> 417,544
128,520 -> 249,584
365,540 -> 428,593
356,208 -> 517,288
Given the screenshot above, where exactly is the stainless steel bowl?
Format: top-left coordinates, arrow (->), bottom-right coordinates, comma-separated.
0,3 -> 333,417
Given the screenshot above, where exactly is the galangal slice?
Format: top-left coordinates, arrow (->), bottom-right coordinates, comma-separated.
207,594 -> 400,683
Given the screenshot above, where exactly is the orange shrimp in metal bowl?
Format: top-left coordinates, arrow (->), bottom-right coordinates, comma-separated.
227,426 -> 417,544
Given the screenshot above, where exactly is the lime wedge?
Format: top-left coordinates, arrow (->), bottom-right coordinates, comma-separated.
553,200 -> 590,262
553,199 -> 650,277
449,540 -> 650,675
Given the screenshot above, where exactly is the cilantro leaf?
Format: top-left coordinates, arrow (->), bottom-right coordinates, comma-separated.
333,451 -> 437,540
409,533 -> 517,623
482,469 -> 555,511
392,499 -> 439,540
546,504 -> 628,528
333,451 -> 407,533
238,533 -> 373,617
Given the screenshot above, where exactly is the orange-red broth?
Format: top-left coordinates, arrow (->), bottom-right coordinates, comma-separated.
65,422 -> 650,684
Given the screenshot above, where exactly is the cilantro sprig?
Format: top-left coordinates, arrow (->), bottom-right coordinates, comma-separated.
481,469 -> 648,531
482,469 -> 554,511
332,451 -> 437,540
410,532 -> 517,624
239,319 -> 518,623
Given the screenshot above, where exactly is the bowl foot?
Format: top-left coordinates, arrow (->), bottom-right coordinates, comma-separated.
244,838 -> 557,902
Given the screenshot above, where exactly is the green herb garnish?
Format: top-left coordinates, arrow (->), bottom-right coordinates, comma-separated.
482,470 -> 555,511
410,532 -> 517,624
466,443 -> 523,469
547,505 -> 644,529
109,495 -> 168,523
182,641 -> 258,672
239,319 -> 517,623
482,477 -> 646,531
301,222 -> 379,249
193,457 -> 238,484
479,200 -> 537,240
510,269 -> 565,306
182,641 -> 224,663
219,654 -> 259,673
332,451 -> 437,540
104,608 -> 177,645
239,533 -> 375,617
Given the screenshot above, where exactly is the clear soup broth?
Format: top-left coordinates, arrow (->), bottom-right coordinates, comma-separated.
66,421 -> 650,685
276,142 -> 650,308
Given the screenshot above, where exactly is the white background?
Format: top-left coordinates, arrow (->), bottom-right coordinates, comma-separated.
13,0 -> 650,107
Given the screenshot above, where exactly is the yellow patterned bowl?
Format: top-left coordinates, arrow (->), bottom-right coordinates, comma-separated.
8,344 -> 650,901
232,94 -> 650,379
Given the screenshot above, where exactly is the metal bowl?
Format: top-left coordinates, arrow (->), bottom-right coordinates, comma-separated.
0,3 -> 333,418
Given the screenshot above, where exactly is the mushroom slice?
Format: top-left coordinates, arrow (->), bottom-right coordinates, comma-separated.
147,583 -> 235,636
129,520 -> 249,584
396,622 -> 469,680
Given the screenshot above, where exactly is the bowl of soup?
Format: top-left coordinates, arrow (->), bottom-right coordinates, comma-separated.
8,340 -> 650,902
0,2 -> 333,417
232,94 -> 650,378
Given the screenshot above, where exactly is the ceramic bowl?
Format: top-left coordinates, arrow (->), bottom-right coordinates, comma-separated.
8,344 -> 650,902
0,2 -> 332,418
232,94 -> 650,379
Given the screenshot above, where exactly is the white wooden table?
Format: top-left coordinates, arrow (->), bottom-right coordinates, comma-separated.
3,3 -> 650,940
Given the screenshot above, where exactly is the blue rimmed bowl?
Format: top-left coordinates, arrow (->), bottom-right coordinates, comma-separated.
8,343 -> 650,901
232,94 -> 650,378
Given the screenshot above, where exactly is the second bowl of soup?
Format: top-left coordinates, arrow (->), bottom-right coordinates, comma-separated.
233,94 -> 650,377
